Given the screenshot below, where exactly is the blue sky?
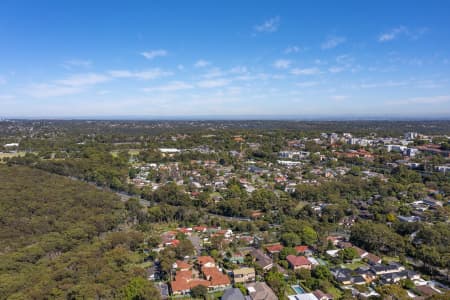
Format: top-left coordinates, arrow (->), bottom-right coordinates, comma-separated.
1,0 -> 450,118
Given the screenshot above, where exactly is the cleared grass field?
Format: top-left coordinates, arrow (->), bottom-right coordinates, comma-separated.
111,149 -> 141,157
0,151 -> 27,162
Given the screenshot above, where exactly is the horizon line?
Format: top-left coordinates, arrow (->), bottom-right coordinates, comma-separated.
2,113 -> 450,122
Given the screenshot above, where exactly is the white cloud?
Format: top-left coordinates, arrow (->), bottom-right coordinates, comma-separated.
328,66 -> 344,73
97,90 -> 111,95
321,36 -> 346,49
141,49 -> 168,59
56,73 -> 110,86
357,80 -> 408,89
197,78 -> 230,88
314,59 -> 327,65
410,95 -> 450,104
331,95 -> 349,101
25,73 -> 110,98
254,16 -> 280,33
226,86 -> 242,95
273,59 -> 292,69
378,26 -> 427,42
194,60 -> 211,68
0,75 -> 7,85
26,83 -> 82,98
202,68 -> 224,78
229,66 -> 248,74
108,69 -> 172,80
336,54 -> 354,64
284,46 -> 301,54
416,80 -> 442,89
0,94 -> 15,100
62,59 -> 92,69
144,81 -> 193,92
296,81 -> 319,88
291,67 -> 321,75
378,26 -> 408,42
388,95 -> 450,105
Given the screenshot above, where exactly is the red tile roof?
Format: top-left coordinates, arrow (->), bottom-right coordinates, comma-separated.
295,245 -> 310,253
193,226 -> 207,232
175,270 -> 193,281
202,267 -> 231,286
175,260 -> 192,270
198,256 -> 215,266
171,278 -> 210,292
265,244 -> 284,253
352,246 -> 368,257
287,255 -> 311,267
366,253 -> 381,264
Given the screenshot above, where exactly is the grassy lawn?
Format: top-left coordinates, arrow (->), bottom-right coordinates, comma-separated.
111,149 -> 141,157
325,285 -> 342,299
209,192 -> 222,200
0,151 -> 30,163
342,261 -> 367,270
294,201 -> 309,211
151,223 -> 179,234
382,256 -> 400,263
0,151 -> 27,159
137,261 -> 153,268
285,285 -> 296,295
169,290 -> 224,300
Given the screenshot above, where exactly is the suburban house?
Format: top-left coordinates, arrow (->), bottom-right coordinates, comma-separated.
380,270 -> 421,284
288,293 -> 318,300
227,252 -> 245,264
370,263 -> 405,276
197,256 -> 215,268
365,253 -> 382,265
232,267 -> 256,283
265,243 -> 284,256
353,247 -> 368,259
313,289 -> 334,300
171,270 -> 209,296
245,282 -> 278,300
286,255 -> 313,270
222,288 -> 246,300
170,257 -> 231,295
173,260 -> 191,271
295,245 -> 313,256
251,248 -> 274,271
331,268 -> 353,285
201,266 -> 231,290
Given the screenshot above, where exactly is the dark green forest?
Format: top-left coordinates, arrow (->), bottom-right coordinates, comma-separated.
0,165 -> 159,299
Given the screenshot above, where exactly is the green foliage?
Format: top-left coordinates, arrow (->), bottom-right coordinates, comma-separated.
340,248 -> 358,261
377,284 -> 409,300
191,285 -> 208,299
312,265 -> 332,280
175,239 -> 195,259
279,247 -> 297,260
0,165 -> 158,299
281,219 -> 318,245
121,277 -> 161,300
234,283 -> 247,295
265,268 -> 287,298
281,233 -> 301,247
351,221 -> 405,255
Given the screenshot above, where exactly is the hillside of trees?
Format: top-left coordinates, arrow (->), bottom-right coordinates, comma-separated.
0,165 -> 159,299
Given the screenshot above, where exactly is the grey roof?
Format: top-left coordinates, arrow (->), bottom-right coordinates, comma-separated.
222,288 -> 246,300
251,249 -> 273,269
